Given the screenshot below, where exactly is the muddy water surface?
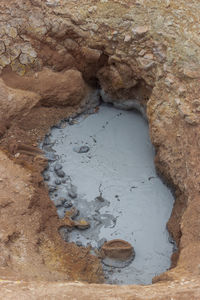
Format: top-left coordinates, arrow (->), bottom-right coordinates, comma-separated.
42,104 -> 175,285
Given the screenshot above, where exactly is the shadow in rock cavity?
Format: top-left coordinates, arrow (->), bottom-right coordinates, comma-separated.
41,100 -> 175,285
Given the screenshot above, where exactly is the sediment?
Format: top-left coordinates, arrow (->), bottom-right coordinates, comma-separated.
0,0 -> 200,298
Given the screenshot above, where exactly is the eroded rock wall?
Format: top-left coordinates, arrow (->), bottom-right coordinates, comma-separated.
0,0 -> 200,298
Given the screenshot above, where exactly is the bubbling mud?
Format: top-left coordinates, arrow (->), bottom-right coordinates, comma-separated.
42,103 -> 175,285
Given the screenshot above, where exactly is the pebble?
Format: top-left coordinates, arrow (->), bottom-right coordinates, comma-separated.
46,152 -> 58,162
55,178 -> 61,185
75,219 -> 90,230
68,118 -> 75,125
73,145 -> 90,153
76,241 -> 83,247
43,173 -> 50,181
56,169 -> 65,178
49,185 -> 56,193
54,163 -> 62,171
65,207 -> 79,219
64,199 -> 73,208
54,197 -> 66,207
43,136 -> 51,145
68,184 -> 77,199
96,195 -> 105,202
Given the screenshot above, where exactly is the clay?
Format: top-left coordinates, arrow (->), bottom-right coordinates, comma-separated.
0,0 -> 200,298
45,104 -> 174,284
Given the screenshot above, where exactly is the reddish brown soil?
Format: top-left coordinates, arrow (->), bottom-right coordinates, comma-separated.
0,91 -> 104,283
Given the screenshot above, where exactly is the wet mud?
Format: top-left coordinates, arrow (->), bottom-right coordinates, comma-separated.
42,104 -> 175,285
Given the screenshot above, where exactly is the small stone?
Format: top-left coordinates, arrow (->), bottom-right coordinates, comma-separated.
56,169 -> 65,178
49,185 -> 56,193
73,145 -> 90,153
64,200 -> 73,208
46,0 -> 59,7
165,0 -> 170,7
137,57 -> 155,70
183,66 -> 200,79
95,195 -> 105,202
54,197 -> 65,207
46,152 -> 57,162
174,98 -> 181,106
88,6 -> 97,13
138,49 -> 146,56
75,219 -> 90,230
132,26 -> 149,37
68,184 -> 77,199
178,86 -> 187,96
43,136 -> 51,145
54,163 -> 62,171
192,99 -> 200,107
68,118 -> 75,125
184,115 -> 198,125
55,178 -> 61,185
65,207 -> 79,219
76,241 -> 83,247
124,35 -> 131,42
52,122 -> 62,129
43,173 -> 50,181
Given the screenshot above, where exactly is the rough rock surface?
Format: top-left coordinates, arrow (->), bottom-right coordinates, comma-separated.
0,0 -> 200,298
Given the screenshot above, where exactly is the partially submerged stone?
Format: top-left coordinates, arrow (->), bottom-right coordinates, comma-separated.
46,152 -> 58,162
54,197 -> 66,207
55,178 -> 61,185
43,173 -> 50,181
73,145 -> 90,153
54,163 -> 62,171
65,207 -> 79,219
55,169 -> 65,178
49,185 -> 57,193
64,199 -> 73,208
68,184 -> 77,199
101,239 -> 135,268
75,219 -> 90,230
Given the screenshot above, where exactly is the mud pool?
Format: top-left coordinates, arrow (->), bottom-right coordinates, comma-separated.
42,104 -> 175,285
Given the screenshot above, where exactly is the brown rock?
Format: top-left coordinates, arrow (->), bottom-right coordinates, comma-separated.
132,26 -> 149,37
101,239 -> 134,261
2,68 -> 89,107
37,69 -> 88,106
0,78 -> 40,122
